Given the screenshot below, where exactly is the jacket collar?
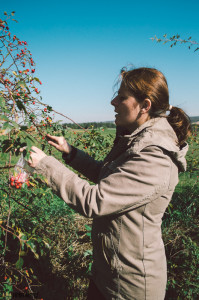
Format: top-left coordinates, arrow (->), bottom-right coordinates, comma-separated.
117,117 -> 188,172
119,117 -> 168,139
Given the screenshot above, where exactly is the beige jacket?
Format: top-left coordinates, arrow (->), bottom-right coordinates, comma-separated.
35,117 -> 188,300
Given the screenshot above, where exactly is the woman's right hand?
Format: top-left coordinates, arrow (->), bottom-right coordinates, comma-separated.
46,134 -> 72,154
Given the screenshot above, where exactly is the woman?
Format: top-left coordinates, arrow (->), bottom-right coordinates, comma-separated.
28,67 -> 191,300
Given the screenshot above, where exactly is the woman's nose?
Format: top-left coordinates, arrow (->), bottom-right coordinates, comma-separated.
111,96 -> 118,106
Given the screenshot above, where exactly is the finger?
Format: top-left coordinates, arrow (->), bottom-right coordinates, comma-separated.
30,146 -> 40,154
19,146 -> 27,152
31,146 -> 37,150
46,134 -> 60,142
48,140 -> 59,148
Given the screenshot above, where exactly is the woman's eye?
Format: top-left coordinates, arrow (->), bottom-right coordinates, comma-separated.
119,96 -> 126,101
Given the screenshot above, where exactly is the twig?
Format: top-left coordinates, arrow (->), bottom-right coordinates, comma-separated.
0,224 -> 24,242
0,165 -> 15,169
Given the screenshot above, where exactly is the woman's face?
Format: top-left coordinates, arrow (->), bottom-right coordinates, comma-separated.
111,83 -> 143,132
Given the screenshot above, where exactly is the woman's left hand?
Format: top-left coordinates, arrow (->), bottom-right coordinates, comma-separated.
28,146 -> 47,168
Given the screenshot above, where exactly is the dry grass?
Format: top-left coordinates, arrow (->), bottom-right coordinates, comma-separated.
42,214 -> 93,299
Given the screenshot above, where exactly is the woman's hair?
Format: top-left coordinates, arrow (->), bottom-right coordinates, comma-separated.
120,67 -> 192,146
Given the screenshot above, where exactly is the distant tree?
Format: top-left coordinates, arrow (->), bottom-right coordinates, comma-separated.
151,34 -> 199,53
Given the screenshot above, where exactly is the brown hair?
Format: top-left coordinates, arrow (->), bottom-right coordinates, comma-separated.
120,67 -> 192,146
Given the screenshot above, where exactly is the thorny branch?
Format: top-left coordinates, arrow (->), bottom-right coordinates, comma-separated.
151,34 -> 199,52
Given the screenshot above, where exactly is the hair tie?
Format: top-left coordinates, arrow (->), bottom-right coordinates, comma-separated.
168,105 -> 173,111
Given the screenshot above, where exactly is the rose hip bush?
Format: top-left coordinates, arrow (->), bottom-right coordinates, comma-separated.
0,11 -> 65,299
0,11 -> 57,156
0,12 -> 114,299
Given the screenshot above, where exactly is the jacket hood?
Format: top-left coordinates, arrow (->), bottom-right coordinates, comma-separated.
117,117 -> 188,172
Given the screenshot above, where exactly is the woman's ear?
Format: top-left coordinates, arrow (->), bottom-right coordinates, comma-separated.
140,98 -> 151,114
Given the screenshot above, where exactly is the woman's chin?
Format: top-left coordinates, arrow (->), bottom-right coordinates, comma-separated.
114,115 -> 120,125
114,119 -> 119,126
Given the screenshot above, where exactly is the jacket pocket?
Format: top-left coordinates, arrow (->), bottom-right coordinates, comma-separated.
102,232 -> 122,273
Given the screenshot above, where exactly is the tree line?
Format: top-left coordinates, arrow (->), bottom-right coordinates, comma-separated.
63,121 -> 116,129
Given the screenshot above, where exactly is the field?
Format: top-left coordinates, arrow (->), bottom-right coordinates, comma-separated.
0,125 -> 199,299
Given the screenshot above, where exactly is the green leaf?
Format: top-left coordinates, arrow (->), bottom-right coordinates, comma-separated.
86,231 -> 91,238
84,249 -> 93,257
0,97 -> 5,108
0,115 -> 9,121
43,240 -> 50,249
26,138 -> 33,149
16,257 -> 24,269
20,233 -> 27,240
16,100 -> 26,111
29,113 -> 36,119
85,224 -> 92,231
26,240 -> 39,259
23,132 -> 36,143
2,122 -> 13,134
20,125 -> 28,131
2,108 -> 10,114
10,120 -> 19,129
17,80 -> 27,89
20,251 -> 27,257
34,77 -> 41,83
47,105 -> 53,111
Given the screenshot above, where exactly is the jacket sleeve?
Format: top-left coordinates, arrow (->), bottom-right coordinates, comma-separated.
66,148 -> 103,184
34,146 -> 171,218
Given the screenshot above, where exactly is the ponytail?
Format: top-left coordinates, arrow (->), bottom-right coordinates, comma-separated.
167,107 -> 192,146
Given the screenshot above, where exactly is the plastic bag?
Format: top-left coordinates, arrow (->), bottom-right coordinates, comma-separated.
10,154 -> 32,189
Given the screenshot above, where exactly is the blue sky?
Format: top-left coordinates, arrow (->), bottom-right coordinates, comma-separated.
1,0 -> 199,123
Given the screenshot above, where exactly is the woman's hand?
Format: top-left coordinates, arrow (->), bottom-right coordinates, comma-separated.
28,146 -> 47,168
46,134 -> 72,154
